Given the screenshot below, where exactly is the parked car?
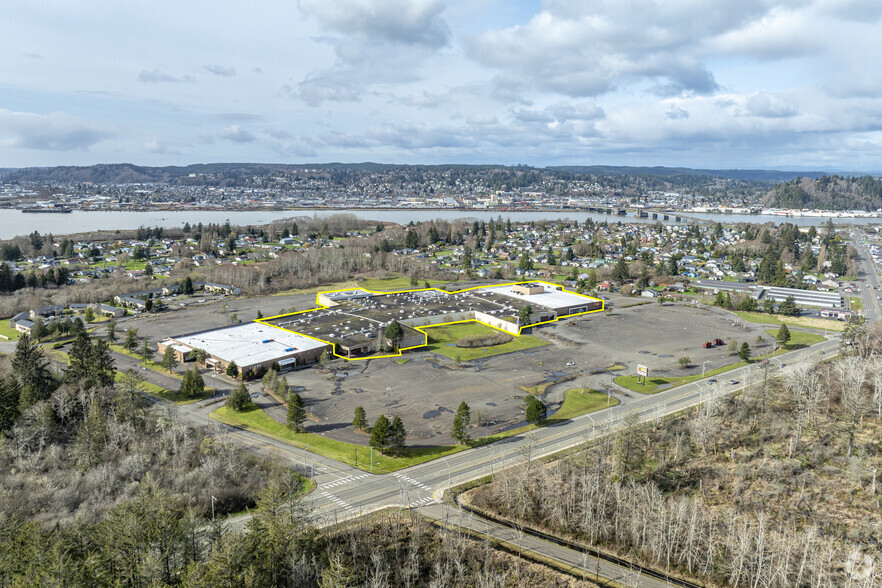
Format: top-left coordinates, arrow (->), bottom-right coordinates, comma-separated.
729,379 -> 740,385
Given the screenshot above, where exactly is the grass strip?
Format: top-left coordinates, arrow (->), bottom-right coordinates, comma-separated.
764,328 -> 826,349
615,331 -> 825,394
211,387 -> 614,473
423,322 -> 548,362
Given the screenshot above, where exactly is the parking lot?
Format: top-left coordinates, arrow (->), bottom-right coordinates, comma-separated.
111,292 -> 769,446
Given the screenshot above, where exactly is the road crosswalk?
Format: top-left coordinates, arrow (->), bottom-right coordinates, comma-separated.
320,473 -> 370,490
393,472 -> 432,491
320,491 -> 354,511
405,496 -> 436,508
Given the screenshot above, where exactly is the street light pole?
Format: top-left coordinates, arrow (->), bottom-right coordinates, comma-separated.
440,456 -> 452,492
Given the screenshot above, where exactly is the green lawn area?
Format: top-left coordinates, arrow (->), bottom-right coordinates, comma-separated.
731,310 -> 784,325
616,329 -> 826,393
109,343 -> 182,378
422,321 -> 548,362
211,386 -> 613,473
732,310 -> 846,331
547,388 -> 618,423
850,297 -> 864,312
615,361 -> 748,394
765,328 -> 827,349
0,323 -> 20,341
358,276 -> 452,292
115,370 -> 213,404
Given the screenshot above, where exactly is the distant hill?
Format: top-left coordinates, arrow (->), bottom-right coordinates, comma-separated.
763,175 -> 882,211
545,165 -> 829,182
1,163 -> 310,184
4,162 -> 834,184
2,162 -> 530,184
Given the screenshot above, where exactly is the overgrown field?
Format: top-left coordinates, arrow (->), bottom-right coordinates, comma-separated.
466,351 -> 882,586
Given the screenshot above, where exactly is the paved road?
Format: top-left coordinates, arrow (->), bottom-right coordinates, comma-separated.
853,233 -> 882,323
421,503 -> 673,588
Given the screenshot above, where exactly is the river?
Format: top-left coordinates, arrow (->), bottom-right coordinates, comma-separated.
0,208 -> 876,239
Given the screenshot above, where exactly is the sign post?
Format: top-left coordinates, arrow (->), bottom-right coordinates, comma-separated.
637,364 -> 649,386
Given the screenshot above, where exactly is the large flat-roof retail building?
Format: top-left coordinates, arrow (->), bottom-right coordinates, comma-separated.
160,282 -> 603,371
158,322 -> 331,378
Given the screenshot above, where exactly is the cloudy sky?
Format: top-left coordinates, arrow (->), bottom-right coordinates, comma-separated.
2,0 -> 881,170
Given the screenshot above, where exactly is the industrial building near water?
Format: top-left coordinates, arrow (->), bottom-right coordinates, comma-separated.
158,282 -> 603,376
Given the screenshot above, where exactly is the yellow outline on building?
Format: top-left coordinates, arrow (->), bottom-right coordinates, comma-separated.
254,280 -> 605,362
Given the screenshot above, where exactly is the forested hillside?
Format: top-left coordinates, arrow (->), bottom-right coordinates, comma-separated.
764,174 -> 882,210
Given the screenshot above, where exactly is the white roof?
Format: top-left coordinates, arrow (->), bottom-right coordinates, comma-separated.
172,322 -> 328,367
482,284 -> 599,311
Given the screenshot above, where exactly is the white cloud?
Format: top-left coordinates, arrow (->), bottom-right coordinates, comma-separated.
299,0 -> 449,47
745,92 -> 796,118
0,109 -> 111,151
137,69 -> 193,83
711,7 -> 819,60
204,65 -> 236,77
218,125 -> 257,143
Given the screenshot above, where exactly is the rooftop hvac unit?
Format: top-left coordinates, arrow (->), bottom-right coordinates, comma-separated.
284,347 -> 294,352
262,339 -> 272,343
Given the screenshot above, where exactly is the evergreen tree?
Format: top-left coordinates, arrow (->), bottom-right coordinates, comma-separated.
451,401 -> 471,444
636,266 -> 651,289
140,338 -> 153,364
0,375 -> 21,432
75,398 -> 107,471
31,318 -> 47,341
776,324 -> 792,347
226,361 -> 239,378
106,319 -> 117,344
179,367 -> 204,398
287,393 -> 306,432
525,395 -> 547,424
161,346 -> 179,373
388,416 -> 406,455
226,383 -> 251,411
518,252 -> 534,271
90,338 -> 116,388
384,320 -> 403,350
612,256 -> 630,284
353,406 -> 367,430
518,304 -> 533,325
12,333 -> 53,410
739,342 -> 752,361
369,415 -> 391,453
778,295 -> 800,316
124,328 -> 138,352
84,307 -> 95,323
66,331 -> 96,388
274,377 -> 288,399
